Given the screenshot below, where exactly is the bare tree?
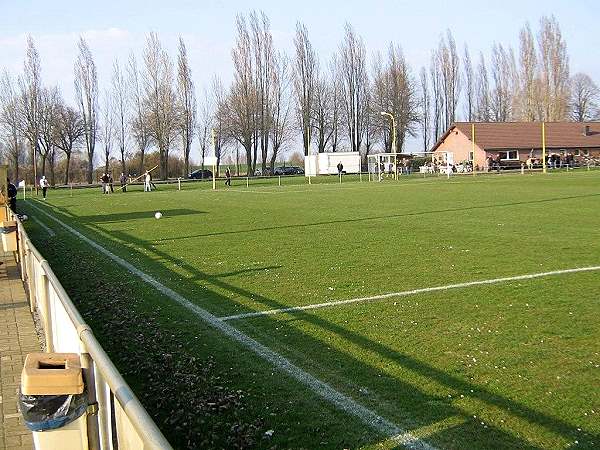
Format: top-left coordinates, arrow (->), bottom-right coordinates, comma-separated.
143,32 -> 177,179
227,15 -> 255,175
475,52 -> 491,121
340,23 -> 368,159
463,45 -> 475,121
197,86 -> 213,171
518,23 -> 538,121
312,71 -> 333,153
100,90 -> 114,174
111,59 -> 128,174
250,11 -> 274,172
38,86 -> 60,181
538,15 -> 570,121
419,67 -> 431,151
19,35 -> 42,185
211,77 -> 227,175
437,30 -> 461,128
53,100 -> 84,184
176,37 -> 196,177
293,22 -> 317,156
269,52 -> 294,171
490,43 -> 516,121
74,36 -> 99,184
328,54 -> 343,152
570,73 -> 599,122
430,51 -> 444,140
0,70 -> 24,180
127,53 -> 150,175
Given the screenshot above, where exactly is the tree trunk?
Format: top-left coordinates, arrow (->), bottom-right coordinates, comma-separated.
138,148 -> 145,177
87,156 -> 93,184
49,150 -> 56,186
64,153 -> 72,185
41,154 -> 47,177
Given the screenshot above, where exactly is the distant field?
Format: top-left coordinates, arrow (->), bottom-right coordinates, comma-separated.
22,170 -> 600,449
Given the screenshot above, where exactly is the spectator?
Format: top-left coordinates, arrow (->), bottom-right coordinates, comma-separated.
7,179 -> 17,212
39,175 -> 49,200
120,173 -> 127,192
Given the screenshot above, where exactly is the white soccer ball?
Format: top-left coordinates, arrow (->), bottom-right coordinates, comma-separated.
21,214 -> 28,221
154,212 -> 162,219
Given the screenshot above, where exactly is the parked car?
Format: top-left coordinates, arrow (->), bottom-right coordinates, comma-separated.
274,166 -> 305,176
189,169 -> 213,179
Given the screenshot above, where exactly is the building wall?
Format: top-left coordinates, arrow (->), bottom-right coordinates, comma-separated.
433,128 -> 486,168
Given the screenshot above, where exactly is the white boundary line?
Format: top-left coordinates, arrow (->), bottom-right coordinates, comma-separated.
220,266 -> 600,321
28,202 -> 436,450
31,215 -> 56,237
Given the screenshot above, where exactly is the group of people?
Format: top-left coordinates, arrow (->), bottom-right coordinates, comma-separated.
100,173 -> 115,194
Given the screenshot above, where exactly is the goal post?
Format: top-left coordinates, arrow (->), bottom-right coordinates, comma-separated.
366,152 -> 452,181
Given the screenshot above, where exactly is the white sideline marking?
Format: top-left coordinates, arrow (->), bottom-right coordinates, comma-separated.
220,266 -> 600,321
31,215 -> 55,237
29,202 -> 436,450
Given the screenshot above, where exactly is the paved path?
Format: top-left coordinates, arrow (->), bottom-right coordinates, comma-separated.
0,250 -> 39,450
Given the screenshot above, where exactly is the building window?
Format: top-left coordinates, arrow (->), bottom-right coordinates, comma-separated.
584,149 -> 590,156
575,149 -> 581,156
499,150 -> 519,160
468,151 -> 474,161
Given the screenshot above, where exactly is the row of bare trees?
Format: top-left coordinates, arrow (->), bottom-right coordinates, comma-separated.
423,15 -> 598,146
1,14 -> 599,182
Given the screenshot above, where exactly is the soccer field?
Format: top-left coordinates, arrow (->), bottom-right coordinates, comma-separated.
22,171 -> 599,449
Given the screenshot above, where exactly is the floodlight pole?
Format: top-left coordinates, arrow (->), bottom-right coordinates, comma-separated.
472,123 -> 476,177
542,122 -> 547,174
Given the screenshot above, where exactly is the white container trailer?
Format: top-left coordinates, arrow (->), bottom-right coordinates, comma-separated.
304,152 -> 361,176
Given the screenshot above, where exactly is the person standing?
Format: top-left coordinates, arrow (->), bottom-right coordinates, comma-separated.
40,175 -> 49,200
337,161 -> 344,176
108,174 -> 114,193
120,173 -> 127,192
144,171 -> 151,192
101,173 -> 107,194
225,168 -> 231,186
7,179 -> 17,213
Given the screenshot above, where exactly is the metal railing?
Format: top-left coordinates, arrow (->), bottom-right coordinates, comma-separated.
11,209 -> 172,450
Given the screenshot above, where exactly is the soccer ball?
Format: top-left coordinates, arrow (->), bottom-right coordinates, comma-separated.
21,214 -> 28,221
154,212 -> 162,219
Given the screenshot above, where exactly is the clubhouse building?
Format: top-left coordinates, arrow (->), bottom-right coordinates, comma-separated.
432,122 -> 600,169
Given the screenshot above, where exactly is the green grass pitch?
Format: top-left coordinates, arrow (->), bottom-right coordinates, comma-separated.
22,171 -> 600,449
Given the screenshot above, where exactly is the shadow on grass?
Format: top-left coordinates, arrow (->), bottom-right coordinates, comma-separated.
154,192 -> 600,242
76,208 -> 206,224
32,200 -> 596,449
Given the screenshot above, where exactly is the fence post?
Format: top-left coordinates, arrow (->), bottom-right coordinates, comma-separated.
39,272 -> 54,352
79,341 -> 102,450
178,177 -> 181,191
278,176 -> 281,187
359,171 -> 362,182
246,176 -> 249,188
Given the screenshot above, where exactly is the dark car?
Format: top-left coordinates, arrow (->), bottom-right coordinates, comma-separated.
189,169 -> 213,179
274,166 -> 305,176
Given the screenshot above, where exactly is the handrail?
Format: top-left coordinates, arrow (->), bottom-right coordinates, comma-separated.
12,209 -> 173,450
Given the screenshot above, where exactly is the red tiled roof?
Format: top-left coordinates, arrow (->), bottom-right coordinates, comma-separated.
433,122 -> 600,151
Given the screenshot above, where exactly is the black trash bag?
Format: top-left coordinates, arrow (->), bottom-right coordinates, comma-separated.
18,389 -> 88,432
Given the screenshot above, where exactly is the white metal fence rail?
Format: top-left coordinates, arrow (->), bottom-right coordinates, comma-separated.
13,211 -> 172,450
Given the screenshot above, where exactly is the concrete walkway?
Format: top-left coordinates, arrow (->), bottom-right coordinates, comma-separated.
0,250 -> 38,450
